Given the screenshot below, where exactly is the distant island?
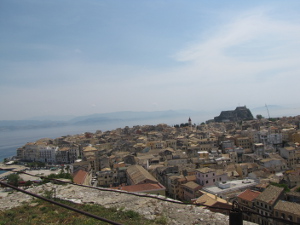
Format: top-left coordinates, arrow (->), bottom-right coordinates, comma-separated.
0,110 -> 198,131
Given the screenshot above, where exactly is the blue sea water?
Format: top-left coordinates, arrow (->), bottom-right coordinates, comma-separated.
1,106 -> 298,162
0,116 -> 200,162
0,123 -> 118,162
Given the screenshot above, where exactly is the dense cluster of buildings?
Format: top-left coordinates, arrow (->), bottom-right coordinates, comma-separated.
14,112 -> 300,225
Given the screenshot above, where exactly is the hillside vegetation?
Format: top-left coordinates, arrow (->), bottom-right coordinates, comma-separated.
0,198 -> 167,225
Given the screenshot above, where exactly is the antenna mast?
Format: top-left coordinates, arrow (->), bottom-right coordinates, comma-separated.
265,104 -> 270,119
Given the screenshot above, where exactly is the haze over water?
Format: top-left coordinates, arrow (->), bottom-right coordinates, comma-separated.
0,115 -> 207,162
1,106 -> 299,162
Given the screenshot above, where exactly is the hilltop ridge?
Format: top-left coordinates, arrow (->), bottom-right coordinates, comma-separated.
214,106 -> 254,122
0,183 -> 256,225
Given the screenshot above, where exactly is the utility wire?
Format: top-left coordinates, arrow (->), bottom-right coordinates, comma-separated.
12,170 -> 300,225
0,180 -> 123,225
15,171 -> 232,212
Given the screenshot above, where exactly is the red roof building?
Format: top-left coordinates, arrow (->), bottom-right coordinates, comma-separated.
111,182 -> 166,196
237,189 -> 261,223
73,169 -> 90,185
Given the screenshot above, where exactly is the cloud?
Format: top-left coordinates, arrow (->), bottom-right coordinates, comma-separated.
1,3 -> 300,120
172,7 -> 300,84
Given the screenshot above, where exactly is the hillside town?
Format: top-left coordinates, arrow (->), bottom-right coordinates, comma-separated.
6,106 -> 300,225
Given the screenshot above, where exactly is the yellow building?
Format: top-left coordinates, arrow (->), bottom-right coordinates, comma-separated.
235,136 -> 251,149
291,131 -> 300,143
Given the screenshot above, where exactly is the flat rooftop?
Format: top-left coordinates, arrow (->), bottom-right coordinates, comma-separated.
203,179 -> 258,195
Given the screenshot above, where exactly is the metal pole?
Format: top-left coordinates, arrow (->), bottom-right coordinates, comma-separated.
230,201 -> 243,225
229,211 -> 243,225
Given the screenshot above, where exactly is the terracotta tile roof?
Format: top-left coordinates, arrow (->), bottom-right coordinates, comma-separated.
196,194 -> 217,206
196,167 -> 215,173
127,165 -> 158,184
237,189 -> 261,202
58,147 -> 70,151
286,191 -> 300,197
73,169 -> 88,184
186,175 -> 196,182
195,191 -> 230,206
256,185 -> 284,205
83,146 -> 97,152
111,183 -> 165,193
274,200 -> 300,216
288,174 -> 300,182
182,181 -> 202,190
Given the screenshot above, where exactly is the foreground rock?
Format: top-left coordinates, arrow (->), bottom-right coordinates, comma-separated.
0,183 -> 256,225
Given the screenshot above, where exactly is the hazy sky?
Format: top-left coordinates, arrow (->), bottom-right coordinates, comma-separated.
1,0 -> 300,120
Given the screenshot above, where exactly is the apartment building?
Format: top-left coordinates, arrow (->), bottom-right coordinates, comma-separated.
237,189 -> 261,223
196,167 -> 228,187
235,137 -> 251,149
254,185 -> 284,225
274,200 -> 300,225
39,146 -> 58,164
279,146 -> 298,169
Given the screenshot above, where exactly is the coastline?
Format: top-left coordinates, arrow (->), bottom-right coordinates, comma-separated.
0,163 -> 27,179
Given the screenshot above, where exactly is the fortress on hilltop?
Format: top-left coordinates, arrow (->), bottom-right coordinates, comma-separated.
214,106 -> 254,122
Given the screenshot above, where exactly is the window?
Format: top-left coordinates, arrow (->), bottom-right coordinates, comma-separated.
206,181 -> 208,184
281,213 -> 285,219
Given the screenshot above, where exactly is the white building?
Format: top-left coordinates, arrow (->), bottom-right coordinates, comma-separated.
203,179 -> 258,200
268,133 -> 282,146
39,146 -> 58,164
22,143 -> 41,162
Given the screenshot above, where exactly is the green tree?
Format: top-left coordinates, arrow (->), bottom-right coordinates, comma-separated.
24,180 -> 33,187
42,172 -> 73,184
270,182 -> 290,192
65,165 -> 70,173
256,114 -> 263,120
6,173 -> 23,187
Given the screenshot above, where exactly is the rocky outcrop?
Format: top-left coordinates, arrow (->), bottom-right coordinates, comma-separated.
0,183 -> 256,225
214,106 -> 254,122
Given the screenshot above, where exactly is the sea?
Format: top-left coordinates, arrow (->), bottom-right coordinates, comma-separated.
0,115 -> 210,162
1,106 -> 298,163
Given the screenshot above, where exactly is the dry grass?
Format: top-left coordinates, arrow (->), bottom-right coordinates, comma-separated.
0,198 -> 168,225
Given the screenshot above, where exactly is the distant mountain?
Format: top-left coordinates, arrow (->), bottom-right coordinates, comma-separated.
0,110 -> 198,131
69,110 -> 189,124
251,105 -> 300,118
251,105 -> 284,112
27,115 -> 77,121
